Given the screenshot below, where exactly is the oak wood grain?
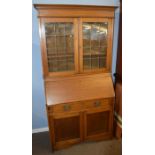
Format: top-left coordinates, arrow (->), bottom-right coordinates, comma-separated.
45,73 -> 114,106
34,4 -> 116,151
34,4 -> 116,18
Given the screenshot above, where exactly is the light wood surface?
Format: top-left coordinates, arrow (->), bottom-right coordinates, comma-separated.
34,4 -> 116,151
36,4 -> 115,78
51,102 -> 82,115
84,98 -> 110,110
45,73 -> 114,106
34,4 -> 116,18
107,18 -> 114,72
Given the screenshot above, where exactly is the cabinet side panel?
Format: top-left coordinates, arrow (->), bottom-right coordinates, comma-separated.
39,18 -> 49,77
106,18 -> 114,72
46,106 -> 55,152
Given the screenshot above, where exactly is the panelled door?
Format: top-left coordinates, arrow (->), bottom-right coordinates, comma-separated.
79,18 -> 113,73
40,17 -> 114,77
49,112 -> 83,150
40,18 -> 79,77
84,105 -> 113,140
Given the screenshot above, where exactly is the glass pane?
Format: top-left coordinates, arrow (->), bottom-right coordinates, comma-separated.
45,22 -> 74,72
91,55 -> 99,69
83,55 -> 91,70
83,22 -> 108,70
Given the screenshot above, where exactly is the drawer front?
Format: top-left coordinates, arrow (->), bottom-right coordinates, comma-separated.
84,98 -> 113,110
51,102 -> 82,114
47,98 -> 113,114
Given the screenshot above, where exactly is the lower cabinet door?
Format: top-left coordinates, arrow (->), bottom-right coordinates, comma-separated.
84,107 -> 113,141
50,112 -> 83,150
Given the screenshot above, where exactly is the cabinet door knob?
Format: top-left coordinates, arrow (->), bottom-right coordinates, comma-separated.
63,104 -> 71,111
94,101 -> 101,107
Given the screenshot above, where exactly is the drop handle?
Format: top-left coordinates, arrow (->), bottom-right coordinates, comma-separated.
63,104 -> 71,111
94,101 -> 101,107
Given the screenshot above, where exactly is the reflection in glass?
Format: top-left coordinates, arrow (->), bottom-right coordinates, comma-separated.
83,22 -> 108,70
45,23 -> 74,72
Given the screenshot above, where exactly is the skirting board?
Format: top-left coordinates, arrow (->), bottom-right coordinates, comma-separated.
32,127 -> 49,134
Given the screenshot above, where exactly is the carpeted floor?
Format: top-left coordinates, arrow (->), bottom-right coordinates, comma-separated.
32,132 -> 122,155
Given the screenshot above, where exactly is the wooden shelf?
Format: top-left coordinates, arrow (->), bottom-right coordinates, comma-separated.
46,34 -> 73,37
48,54 -> 74,59
84,52 -> 106,56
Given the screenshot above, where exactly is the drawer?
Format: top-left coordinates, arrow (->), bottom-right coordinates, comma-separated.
51,101 -> 82,114
84,99 -> 112,110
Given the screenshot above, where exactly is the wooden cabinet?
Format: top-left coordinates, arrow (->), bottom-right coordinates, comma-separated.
47,97 -> 114,151
84,99 -> 114,141
34,4 -> 116,151
48,111 -> 83,150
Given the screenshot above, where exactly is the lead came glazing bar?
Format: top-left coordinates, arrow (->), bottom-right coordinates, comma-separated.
45,22 -> 74,72
83,22 -> 108,70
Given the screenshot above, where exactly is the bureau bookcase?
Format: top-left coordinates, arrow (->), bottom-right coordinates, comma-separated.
34,4 -> 116,151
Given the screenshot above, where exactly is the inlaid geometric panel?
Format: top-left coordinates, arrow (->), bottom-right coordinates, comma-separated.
45,23 -> 74,72
83,22 -> 108,70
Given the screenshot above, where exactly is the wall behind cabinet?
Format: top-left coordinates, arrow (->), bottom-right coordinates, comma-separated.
32,0 -> 120,130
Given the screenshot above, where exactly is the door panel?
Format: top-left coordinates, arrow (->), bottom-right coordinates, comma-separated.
54,116 -> 80,142
40,17 -> 113,77
87,111 -> 110,136
41,18 -> 79,76
50,112 -> 83,149
84,107 -> 113,140
83,22 -> 108,70
79,18 -> 113,73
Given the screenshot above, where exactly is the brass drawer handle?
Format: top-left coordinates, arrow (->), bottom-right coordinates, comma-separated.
63,104 -> 71,111
94,101 -> 101,107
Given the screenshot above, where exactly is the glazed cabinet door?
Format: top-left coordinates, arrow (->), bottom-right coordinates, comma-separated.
40,18 -> 79,77
48,112 -> 83,150
84,105 -> 113,141
79,18 -> 113,73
